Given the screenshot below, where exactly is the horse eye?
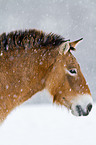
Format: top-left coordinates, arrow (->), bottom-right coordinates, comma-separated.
69,69 -> 77,74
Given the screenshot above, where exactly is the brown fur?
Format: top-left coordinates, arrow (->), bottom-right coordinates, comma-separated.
0,29 -> 91,122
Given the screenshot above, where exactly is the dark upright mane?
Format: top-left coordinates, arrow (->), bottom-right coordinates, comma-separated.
0,29 -> 66,52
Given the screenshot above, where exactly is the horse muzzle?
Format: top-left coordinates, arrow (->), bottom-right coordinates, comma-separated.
70,94 -> 93,116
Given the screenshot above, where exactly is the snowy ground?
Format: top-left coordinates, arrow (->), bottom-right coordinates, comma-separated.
0,104 -> 96,145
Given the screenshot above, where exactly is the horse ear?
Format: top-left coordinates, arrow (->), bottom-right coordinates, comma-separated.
59,42 -> 70,55
59,38 -> 83,55
69,38 -> 83,48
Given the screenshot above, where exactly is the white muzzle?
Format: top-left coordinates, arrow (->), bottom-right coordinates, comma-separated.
71,94 -> 93,116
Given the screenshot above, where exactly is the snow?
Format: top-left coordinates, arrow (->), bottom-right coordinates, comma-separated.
0,1 -> 96,144
0,104 -> 96,145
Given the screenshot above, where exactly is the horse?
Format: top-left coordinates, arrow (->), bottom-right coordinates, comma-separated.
0,29 -> 93,123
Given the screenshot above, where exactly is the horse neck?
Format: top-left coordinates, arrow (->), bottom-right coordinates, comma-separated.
12,48 -> 58,101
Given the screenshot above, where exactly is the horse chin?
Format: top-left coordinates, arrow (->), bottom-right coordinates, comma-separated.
60,99 -> 71,110
71,109 -> 79,116
54,99 -> 71,110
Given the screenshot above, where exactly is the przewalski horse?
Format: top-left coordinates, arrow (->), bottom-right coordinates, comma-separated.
0,29 -> 93,123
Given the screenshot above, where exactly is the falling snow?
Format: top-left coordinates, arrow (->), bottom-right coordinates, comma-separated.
59,91 -> 62,94
13,95 -> 17,98
6,45 -> 9,51
0,1 -> 95,145
21,89 -> 23,92
39,61 -> 43,65
6,85 -> 9,89
0,51 -> 3,56
6,110 -> 8,112
69,88 -> 72,91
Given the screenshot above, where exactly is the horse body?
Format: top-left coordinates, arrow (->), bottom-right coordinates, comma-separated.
0,29 -> 93,122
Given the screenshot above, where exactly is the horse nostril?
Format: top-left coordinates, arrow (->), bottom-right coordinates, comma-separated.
76,105 -> 82,116
87,103 -> 92,112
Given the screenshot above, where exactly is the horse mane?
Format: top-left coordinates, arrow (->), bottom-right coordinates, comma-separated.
0,29 -> 66,52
